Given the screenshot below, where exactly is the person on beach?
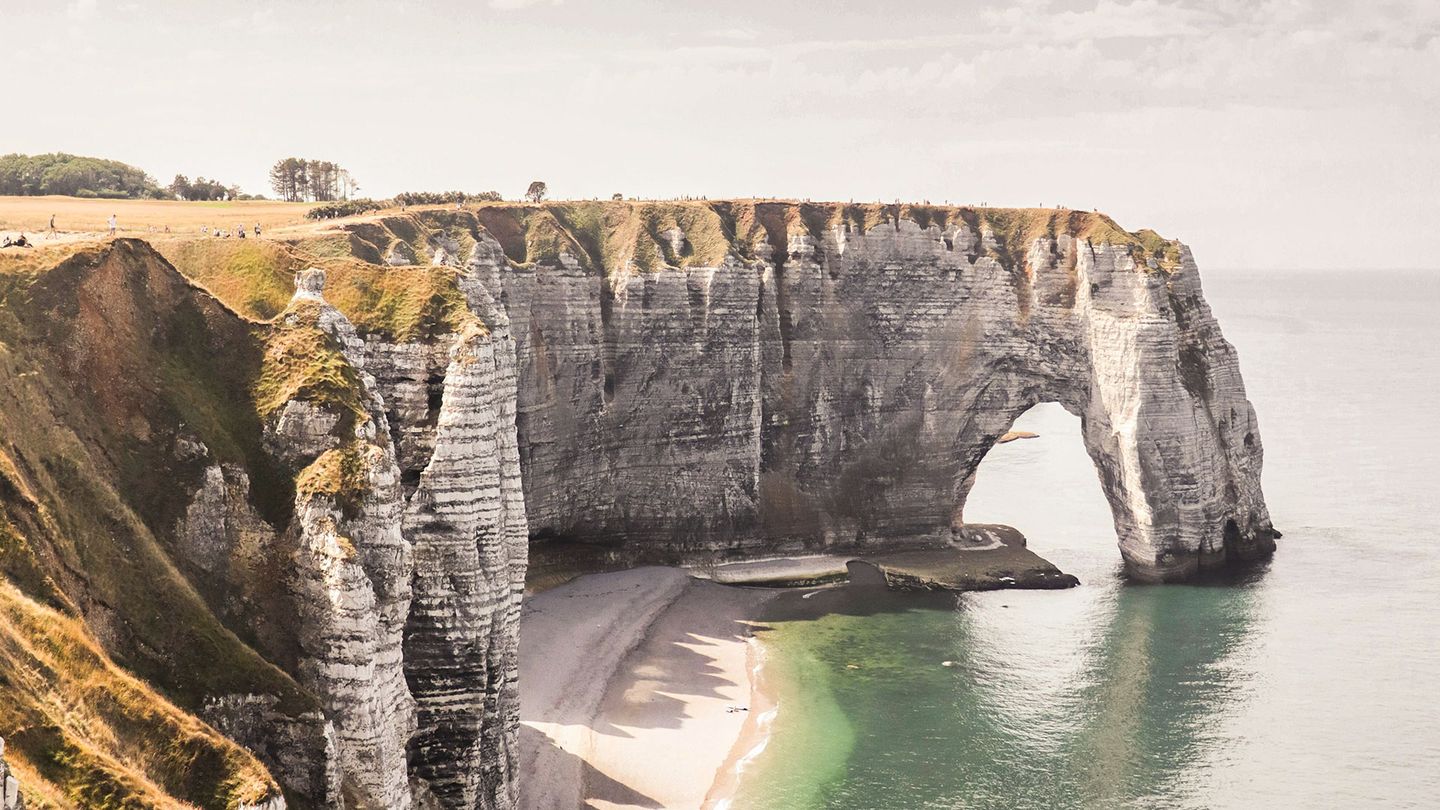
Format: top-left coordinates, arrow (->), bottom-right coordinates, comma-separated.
254,223 -> 261,238
49,214 -> 55,233
107,214 -> 117,237
238,224 -> 246,239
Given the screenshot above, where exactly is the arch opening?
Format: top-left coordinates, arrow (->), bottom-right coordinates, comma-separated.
960,402 -> 1120,580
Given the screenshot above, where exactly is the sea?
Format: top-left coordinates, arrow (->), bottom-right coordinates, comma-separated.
732,269 -> 1440,809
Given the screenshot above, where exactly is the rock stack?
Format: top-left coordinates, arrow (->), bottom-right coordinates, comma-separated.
0,738 -> 23,810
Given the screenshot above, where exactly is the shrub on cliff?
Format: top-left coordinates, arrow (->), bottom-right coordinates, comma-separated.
394,190 -> 502,206
305,198 -> 385,220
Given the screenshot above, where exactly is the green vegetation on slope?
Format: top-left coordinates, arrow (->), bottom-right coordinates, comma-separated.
295,445 -> 371,519
0,241 -> 321,806
157,235 -> 472,343
254,300 -> 369,426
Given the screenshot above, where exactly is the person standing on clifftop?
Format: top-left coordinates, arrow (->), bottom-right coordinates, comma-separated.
107,214 -> 117,237
254,222 -> 261,239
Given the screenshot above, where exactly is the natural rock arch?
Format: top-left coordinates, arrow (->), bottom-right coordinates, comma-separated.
500,206 -> 1277,582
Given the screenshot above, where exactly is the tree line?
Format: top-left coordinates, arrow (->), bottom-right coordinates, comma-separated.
0,153 -> 256,200
0,153 -> 165,198
169,175 -> 244,201
2,152 -> 562,211
268,158 -> 358,203
394,190 -> 502,206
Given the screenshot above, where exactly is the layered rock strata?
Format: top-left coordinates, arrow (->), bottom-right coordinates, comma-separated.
0,201 -> 1272,810
256,265 -> 527,809
492,204 -> 1275,581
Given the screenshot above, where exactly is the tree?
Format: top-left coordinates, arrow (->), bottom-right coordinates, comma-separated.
612,192 -> 623,201
338,169 -> 359,200
315,161 -> 344,202
0,153 -> 161,198
269,158 -> 305,202
269,157 -> 354,202
525,180 -> 547,203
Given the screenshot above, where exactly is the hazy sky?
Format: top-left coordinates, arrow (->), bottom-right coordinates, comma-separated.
3,0 -> 1437,269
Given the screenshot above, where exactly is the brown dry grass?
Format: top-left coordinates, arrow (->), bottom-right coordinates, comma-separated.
0,581 -> 280,810
0,196 -> 315,237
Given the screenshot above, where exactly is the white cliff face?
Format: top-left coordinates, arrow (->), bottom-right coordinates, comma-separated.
161,203 -> 1267,810
251,269 -> 419,809
236,266 -> 527,809
355,244 -> 527,810
501,212 -> 1274,581
1,737 -> 22,810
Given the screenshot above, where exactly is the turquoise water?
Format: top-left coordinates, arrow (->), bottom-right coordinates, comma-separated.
735,270 -> 1440,808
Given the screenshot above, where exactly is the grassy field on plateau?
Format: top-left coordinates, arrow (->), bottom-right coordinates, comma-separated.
0,195 -> 317,236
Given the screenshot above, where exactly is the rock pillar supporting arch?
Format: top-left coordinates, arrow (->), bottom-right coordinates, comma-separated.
950,247 -> 1277,581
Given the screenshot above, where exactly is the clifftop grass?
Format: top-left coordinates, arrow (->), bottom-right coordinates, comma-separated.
156,236 -> 471,343
253,300 -> 369,426
140,200 -> 1183,333
435,200 -> 1182,276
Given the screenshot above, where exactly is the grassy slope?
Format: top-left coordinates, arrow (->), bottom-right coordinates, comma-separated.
0,581 -> 279,810
157,238 -> 470,342
0,241 -> 314,808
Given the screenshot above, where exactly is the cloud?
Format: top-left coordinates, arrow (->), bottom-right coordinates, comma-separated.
981,0 -> 1218,39
488,0 -> 561,8
705,27 -> 760,42
66,0 -> 97,21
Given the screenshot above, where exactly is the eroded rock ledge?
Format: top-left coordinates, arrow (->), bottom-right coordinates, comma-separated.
701,524 -> 1077,591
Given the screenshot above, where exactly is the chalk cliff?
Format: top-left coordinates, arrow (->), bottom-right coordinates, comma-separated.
0,199 -> 1273,809
484,202 -> 1276,581
0,239 -> 524,808
1,738 -> 21,810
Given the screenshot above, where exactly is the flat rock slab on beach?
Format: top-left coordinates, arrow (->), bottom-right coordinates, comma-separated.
703,524 -> 1078,591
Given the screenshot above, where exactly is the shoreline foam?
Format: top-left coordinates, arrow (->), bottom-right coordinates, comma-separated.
705,631 -> 784,810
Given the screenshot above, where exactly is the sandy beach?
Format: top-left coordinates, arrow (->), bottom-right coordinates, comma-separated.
518,568 -> 777,809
